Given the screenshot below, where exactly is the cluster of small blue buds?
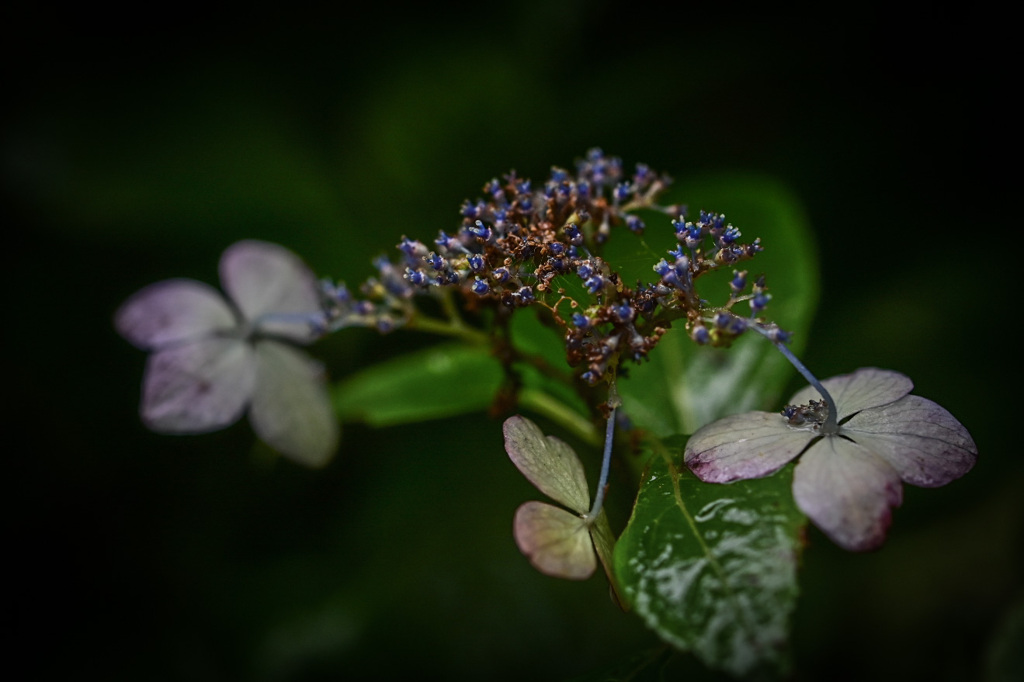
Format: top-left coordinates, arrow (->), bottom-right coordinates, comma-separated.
316,149 -> 788,384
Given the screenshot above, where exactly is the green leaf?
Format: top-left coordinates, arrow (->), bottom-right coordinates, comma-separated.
614,436 -> 806,677
332,343 -> 502,426
614,175 -> 819,436
508,311 -> 591,423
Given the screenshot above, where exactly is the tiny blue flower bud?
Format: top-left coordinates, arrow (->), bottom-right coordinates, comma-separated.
472,278 -> 490,295
572,312 -> 590,329
613,303 -> 633,322
585,276 -> 605,294
437,231 -> 464,253
730,270 -> 747,295
398,237 -> 427,259
468,254 -> 486,272
577,263 -> 593,280
751,292 -> 771,313
469,220 -> 492,240
685,223 -> 702,248
626,215 -> 644,233
405,268 -> 428,286
492,266 -> 510,283
721,225 -> 741,245
565,224 -> 584,246
484,178 -> 503,199
427,252 -> 445,271
692,325 -> 711,345
323,280 -> 351,303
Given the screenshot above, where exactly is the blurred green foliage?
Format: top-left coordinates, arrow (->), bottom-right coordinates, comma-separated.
6,8 -> 1017,681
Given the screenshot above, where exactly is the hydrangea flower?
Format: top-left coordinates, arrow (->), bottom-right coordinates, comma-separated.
116,240 -> 339,467
504,415 -> 599,579
503,414 -> 621,595
684,368 -> 977,551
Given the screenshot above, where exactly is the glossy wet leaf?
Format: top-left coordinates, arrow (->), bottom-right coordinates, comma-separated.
614,175 -> 819,436
332,343 -> 502,426
614,436 -> 806,677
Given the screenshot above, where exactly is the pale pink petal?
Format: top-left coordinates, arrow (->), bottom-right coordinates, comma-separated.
790,368 -> 913,421
220,240 -> 322,343
115,279 -> 237,350
513,501 -> 596,580
249,341 -> 339,467
793,437 -> 903,551
141,338 -> 255,433
684,411 -> 811,483
503,416 -> 590,514
842,395 -> 977,487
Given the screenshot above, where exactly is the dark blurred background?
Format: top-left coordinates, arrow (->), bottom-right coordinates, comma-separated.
6,6 -> 1019,681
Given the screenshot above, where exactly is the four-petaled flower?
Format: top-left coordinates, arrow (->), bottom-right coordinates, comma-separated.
504,415 -> 598,580
684,368 -> 977,551
116,240 -> 339,467
503,415 -> 619,594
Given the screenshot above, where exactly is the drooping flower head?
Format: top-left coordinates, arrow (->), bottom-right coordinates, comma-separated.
115,240 -> 339,467
684,368 -> 977,551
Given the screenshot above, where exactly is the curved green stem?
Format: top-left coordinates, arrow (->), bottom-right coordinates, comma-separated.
404,312 -> 491,346
518,387 -> 601,447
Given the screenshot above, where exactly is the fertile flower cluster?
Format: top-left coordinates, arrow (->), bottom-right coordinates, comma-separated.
319,149 -> 772,385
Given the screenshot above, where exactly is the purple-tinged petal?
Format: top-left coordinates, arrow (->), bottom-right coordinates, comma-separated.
513,501 -> 596,580
249,340 -> 339,468
503,416 -> 590,514
141,338 -> 254,433
115,279 -> 237,350
220,240 -> 322,343
793,437 -> 903,552
842,395 -> 977,487
790,368 -> 913,421
684,411 -> 810,483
